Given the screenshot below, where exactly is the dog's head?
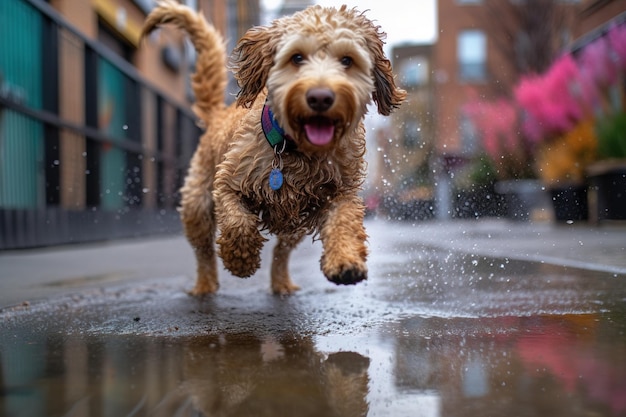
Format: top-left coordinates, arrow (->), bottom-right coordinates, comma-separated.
231,5 -> 406,151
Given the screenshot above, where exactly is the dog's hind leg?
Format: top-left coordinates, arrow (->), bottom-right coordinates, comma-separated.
270,232 -> 305,295
186,222 -> 219,295
179,158 -> 219,295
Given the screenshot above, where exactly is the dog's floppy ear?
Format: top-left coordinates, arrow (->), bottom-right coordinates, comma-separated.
365,25 -> 407,115
231,26 -> 276,108
372,56 -> 407,116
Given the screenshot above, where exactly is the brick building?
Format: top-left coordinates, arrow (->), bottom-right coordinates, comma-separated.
0,0 -> 260,248
378,44 -> 436,219
428,0 -> 626,218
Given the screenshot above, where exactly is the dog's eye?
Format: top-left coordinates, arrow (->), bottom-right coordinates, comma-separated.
340,56 -> 353,68
291,54 -> 304,65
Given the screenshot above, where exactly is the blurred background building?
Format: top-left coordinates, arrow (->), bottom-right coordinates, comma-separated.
277,0 -> 313,17
377,44 -> 436,220
382,0 -> 626,221
1,0 -> 624,248
0,0 -> 260,249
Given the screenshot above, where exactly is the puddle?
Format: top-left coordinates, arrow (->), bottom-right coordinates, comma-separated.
2,222 -> 626,416
2,312 -> 625,417
1,331 -> 370,417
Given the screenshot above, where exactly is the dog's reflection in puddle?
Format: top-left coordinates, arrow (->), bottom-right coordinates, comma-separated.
182,333 -> 370,416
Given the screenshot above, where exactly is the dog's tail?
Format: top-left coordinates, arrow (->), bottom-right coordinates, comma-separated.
141,0 -> 226,122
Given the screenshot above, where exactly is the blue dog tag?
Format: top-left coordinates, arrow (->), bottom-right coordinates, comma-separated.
269,168 -> 283,191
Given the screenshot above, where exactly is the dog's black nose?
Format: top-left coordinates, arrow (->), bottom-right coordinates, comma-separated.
306,88 -> 335,112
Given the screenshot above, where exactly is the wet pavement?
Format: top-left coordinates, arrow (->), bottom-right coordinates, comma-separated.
1,218 -> 626,417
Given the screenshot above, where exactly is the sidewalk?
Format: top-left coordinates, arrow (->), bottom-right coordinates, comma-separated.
387,219 -> 626,274
0,234 -> 196,309
1,218 -> 625,309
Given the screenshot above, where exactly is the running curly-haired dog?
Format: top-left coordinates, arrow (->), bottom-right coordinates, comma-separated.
142,1 -> 405,295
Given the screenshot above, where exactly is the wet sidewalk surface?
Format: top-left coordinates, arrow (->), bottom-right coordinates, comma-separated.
1,219 -> 625,416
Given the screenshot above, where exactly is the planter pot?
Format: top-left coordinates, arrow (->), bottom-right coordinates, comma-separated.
380,195 -> 435,221
587,160 -> 626,222
549,184 -> 588,222
495,179 -> 551,222
453,186 -> 506,219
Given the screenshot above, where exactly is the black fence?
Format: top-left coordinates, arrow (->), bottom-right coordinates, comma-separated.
0,0 -> 201,249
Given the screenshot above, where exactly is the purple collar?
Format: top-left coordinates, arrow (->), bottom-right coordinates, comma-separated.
261,103 -> 294,150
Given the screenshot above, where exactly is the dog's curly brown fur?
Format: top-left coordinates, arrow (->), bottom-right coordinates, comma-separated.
142,1 -> 405,295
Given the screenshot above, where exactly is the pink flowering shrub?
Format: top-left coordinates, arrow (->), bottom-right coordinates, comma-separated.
581,24 -> 626,160
462,90 -> 534,179
464,22 -> 626,184
514,54 -> 591,143
579,35 -> 617,89
607,23 -> 626,71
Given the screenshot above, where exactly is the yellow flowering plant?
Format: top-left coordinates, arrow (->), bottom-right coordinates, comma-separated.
534,119 -> 598,187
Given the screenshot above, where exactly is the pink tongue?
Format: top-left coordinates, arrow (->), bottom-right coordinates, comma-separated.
304,121 -> 334,145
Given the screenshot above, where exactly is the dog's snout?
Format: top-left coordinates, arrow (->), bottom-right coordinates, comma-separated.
306,88 -> 335,112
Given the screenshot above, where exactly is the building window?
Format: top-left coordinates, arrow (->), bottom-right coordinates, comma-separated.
399,57 -> 429,88
457,30 -> 486,82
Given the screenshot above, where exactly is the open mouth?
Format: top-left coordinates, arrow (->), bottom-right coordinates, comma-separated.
303,116 -> 335,146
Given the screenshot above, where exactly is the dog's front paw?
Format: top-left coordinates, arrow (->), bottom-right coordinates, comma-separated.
321,256 -> 368,286
217,229 -> 266,278
327,267 -> 367,285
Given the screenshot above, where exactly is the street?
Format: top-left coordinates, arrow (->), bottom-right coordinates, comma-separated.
1,218 -> 626,416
